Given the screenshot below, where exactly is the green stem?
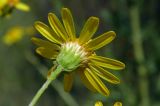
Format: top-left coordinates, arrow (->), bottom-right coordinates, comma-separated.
25,52 -> 78,106
29,65 -> 63,106
129,5 -> 150,106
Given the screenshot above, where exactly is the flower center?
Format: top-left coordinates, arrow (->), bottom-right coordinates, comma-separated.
56,42 -> 87,71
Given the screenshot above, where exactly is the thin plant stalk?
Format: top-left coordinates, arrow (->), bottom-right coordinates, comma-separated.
25,52 -> 79,106
29,65 -> 63,106
129,5 -> 150,106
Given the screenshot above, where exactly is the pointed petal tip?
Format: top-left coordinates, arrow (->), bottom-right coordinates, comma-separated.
79,16 -> 99,44
100,92 -> 110,97
61,8 -> 72,16
118,61 -> 125,69
122,63 -> 126,69
31,37 -> 36,42
105,90 -> 110,96
34,21 -> 42,28
62,8 -> 69,11
115,80 -> 121,84
110,31 -> 116,36
31,37 -> 35,40
31,37 -> 42,45
89,64 -> 121,84
85,68 -> 110,96
34,22 -> 38,27
34,21 -> 42,31
116,61 -> 125,70
34,21 -> 40,25
90,55 -> 126,70
35,47 -> 58,59
90,16 -> 99,20
89,16 -> 99,24
85,30 -> 117,50
107,31 -> 116,39
48,12 -> 53,15
48,13 -> 54,18
35,47 -> 43,54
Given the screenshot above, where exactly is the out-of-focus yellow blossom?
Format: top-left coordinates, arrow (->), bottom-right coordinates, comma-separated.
95,101 -> 103,106
0,0 -> 7,9
113,102 -> 122,106
95,101 -> 122,106
0,0 -> 30,17
3,27 -> 24,45
2,26 -> 35,46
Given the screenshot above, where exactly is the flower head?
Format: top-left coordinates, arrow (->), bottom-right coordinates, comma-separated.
0,0 -> 30,17
95,101 -> 103,106
2,26 -> 23,45
3,26 -> 35,46
114,102 -> 122,106
32,8 -> 125,96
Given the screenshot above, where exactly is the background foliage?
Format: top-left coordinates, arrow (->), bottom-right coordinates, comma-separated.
0,0 -> 160,106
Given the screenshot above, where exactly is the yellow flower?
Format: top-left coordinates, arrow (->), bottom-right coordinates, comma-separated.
0,0 -> 7,9
0,0 -> 30,17
95,101 -> 122,106
32,8 -> 125,96
3,26 -> 24,45
113,102 -> 122,106
95,101 -> 103,106
2,26 -> 35,45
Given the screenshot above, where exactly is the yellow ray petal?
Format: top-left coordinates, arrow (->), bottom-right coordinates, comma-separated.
89,55 -> 125,70
89,64 -> 120,84
64,73 -> 74,92
78,17 -> 99,45
78,69 -> 97,92
85,31 -> 116,50
84,68 -> 110,96
48,13 -> 68,41
34,21 -> 62,44
31,37 -> 60,50
36,47 -> 58,59
15,2 -> 30,12
61,8 -> 76,40
114,102 -> 122,106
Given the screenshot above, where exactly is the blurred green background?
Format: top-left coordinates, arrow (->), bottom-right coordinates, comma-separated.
0,0 -> 160,106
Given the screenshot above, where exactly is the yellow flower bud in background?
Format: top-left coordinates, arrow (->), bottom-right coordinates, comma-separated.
0,0 -> 30,17
0,0 -> 7,9
2,26 -> 35,46
95,101 -> 122,106
2,27 -> 24,46
114,102 -> 122,106
95,101 -> 103,106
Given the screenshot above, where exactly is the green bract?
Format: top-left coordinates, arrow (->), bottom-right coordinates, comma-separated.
57,42 -> 86,71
